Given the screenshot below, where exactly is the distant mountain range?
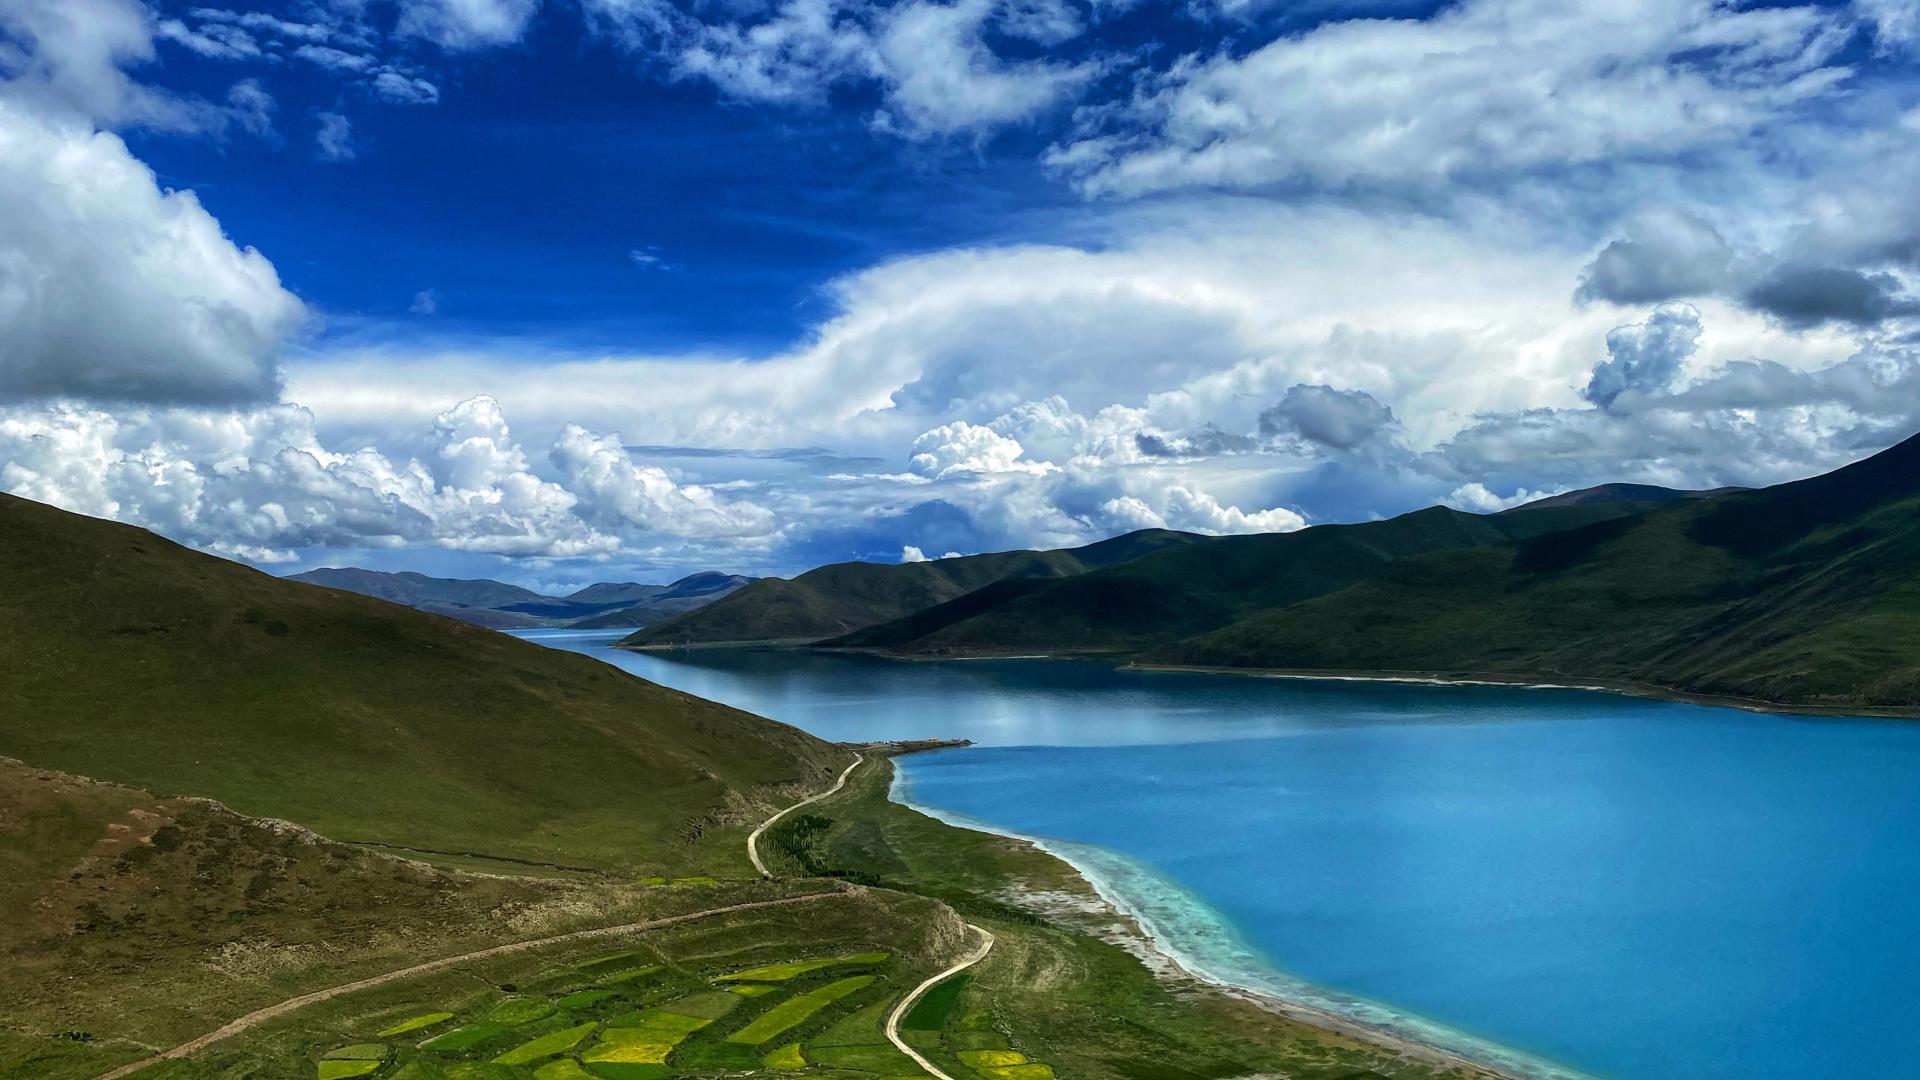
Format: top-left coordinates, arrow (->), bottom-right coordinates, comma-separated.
621,438 -> 1920,711
286,567 -> 753,629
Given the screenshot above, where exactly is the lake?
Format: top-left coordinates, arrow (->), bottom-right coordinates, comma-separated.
517,630 -> 1920,1080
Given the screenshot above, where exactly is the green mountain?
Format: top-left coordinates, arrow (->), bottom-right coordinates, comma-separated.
1155,434 -> 1920,709
565,580 -> 671,604
621,528 -> 1205,647
827,501 -> 1654,656
0,493 -> 847,876
1504,482 -> 1740,512
573,572 -> 757,629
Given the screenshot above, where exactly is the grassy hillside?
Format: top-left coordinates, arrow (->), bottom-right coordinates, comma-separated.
833,502 -> 1660,656
622,529 -> 1204,647
1155,434 -> 1920,709
0,493 -> 848,876
288,568 -> 547,609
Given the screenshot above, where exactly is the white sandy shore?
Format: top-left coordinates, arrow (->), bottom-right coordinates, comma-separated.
888,763 -> 1600,1080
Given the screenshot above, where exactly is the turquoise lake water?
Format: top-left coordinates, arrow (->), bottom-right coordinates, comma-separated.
517,631 -> 1920,1080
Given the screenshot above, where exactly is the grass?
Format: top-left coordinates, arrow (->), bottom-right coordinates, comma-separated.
808,1043 -> 920,1071
604,1010 -> 711,1040
902,972 -> 970,1030
316,1062 -> 381,1079
493,1022 -> 598,1065
716,952 -> 890,981
0,491 -> 853,879
321,1044 -> 387,1060
725,976 -> 877,1044
763,1043 -> 807,1069
652,992 -> 743,1020
420,1024 -> 511,1053
378,1014 -> 454,1037
578,954 -> 650,977
483,999 -> 556,1025
557,991 -> 617,1010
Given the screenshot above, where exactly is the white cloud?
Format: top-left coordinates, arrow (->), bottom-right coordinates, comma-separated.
370,70 -> 442,105
0,0 -> 220,131
909,420 -> 1056,477
1581,303 -> 1702,410
293,44 -> 376,72
1858,0 -> 1920,52
869,0 -> 1103,137
396,0 -> 543,50
0,103 -> 306,404
410,289 -> 440,315
0,395 -> 780,562
1050,0 -> 1855,196
552,423 -> 780,540
592,0 -> 1099,138
315,110 -> 356,160
1443,483 -> 1559,513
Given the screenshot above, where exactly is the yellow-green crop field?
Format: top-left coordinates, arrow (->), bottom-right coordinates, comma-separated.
274,933 -> 1053,1080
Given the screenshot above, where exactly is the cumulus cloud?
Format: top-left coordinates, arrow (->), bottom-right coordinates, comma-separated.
1575,209 -> 1738,306
552,423 -> 780,540
0,104 -> 305,404
909,420 -> 1055,477
1258,384 -> 1397,451
1049,0 -> 1854,196
1741,266 -> 1920,329
1580,304 -> 1702,410
0,0 -> 212,130
0,395 -> 777,563
1443,482 -> 1560,513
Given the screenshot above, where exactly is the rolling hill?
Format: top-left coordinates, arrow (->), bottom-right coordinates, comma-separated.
0,492 -> 847,876
288,566 -> 753,629
1154,433 -> 1920,709
822,500 -> 1661,656
620,528 -> 1206,647
573,571 -> 756,628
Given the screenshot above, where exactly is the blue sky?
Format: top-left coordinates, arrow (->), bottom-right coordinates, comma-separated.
3,0 -> 1919,589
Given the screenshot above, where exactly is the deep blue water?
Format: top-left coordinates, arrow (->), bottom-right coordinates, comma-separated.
517,631 -> 1920,1080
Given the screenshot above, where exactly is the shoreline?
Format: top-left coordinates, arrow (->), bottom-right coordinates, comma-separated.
1124,663 -> 1918,720
606,632 -> 1915,721
886,760 -> 1595,1080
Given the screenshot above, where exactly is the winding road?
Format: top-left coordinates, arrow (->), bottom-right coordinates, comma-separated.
757,750 -> 1000,1080
93,748 -> 982,1080
884,923 -> 997,1080
747,752 -> 864,877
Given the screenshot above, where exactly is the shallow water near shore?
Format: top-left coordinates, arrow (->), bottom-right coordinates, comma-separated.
518,631 -> 1920,1080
